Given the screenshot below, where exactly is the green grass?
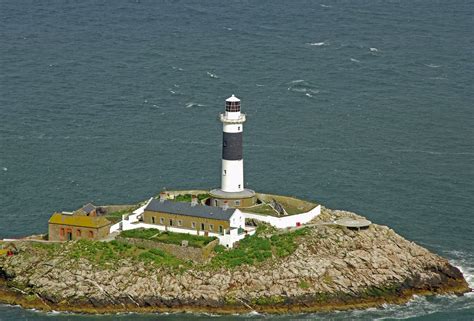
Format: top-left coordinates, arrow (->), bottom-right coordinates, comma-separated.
172,193 -> 210,203
65,239 -> 187,268
210,227 -> 309,268
105,208 -> 135,223
245,204 -> 277,216
137,248 -> 184,267
120,228 -> 217,248
298,280 -> 310,289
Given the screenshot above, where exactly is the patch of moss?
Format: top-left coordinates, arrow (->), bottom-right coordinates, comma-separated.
252,295 -> 285,305
298,280 -> 310,289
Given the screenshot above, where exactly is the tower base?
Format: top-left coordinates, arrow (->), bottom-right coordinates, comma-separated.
209,188 -> 256,208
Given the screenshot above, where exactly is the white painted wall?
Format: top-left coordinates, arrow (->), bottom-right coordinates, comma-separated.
229,209 -> 245,229
242,205 -> 321,229
221,159 -> 244,192
111,197 -> 153,233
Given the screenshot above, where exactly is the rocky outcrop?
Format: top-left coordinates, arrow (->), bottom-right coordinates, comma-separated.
0,207 -> 470,314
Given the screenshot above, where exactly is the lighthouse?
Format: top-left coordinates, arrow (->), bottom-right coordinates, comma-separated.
210,95 -> 256,208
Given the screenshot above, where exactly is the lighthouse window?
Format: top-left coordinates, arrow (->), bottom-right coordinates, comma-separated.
238,184 -> 241,189
238,126 -> 240,130
223,140 -> 227,147
223,170 -> 227,175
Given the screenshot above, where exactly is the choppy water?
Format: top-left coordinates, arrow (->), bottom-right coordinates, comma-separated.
1,0 -> 473,320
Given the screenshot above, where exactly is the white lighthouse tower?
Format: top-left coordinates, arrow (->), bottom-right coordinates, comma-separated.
210,95 -> 256,208
221,94 -> 245,192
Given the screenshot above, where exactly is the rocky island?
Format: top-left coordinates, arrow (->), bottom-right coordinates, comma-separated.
0,203 -> 470,314
0,95 -> 471,314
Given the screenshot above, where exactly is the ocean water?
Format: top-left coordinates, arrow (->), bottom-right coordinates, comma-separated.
0,0 -> 473,320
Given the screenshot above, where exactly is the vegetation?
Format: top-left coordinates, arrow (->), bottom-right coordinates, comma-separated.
245,204 -> 278,216
210,227 -> 309,268
173,193 -> 210,203
137,248 -> 184,268
64,240 -> 186,268
120,228 -> 217,248
252,295 -> 285,305
298,280 -> 310,289
105,208 -> 136,223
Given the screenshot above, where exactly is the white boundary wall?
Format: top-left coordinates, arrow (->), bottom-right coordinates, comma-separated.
242,205 -> 321,229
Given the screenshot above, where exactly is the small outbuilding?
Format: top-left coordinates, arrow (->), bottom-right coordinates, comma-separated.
48,203 -> 112,241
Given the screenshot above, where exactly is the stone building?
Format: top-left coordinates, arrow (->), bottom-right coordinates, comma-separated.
48,203 -> 112,241
142,195 -> 245,237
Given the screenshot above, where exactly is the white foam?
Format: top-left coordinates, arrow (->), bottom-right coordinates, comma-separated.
224,27 -> 232,31
185,102 -> 206,108
425,63 -> 441,68
307,41 -> 326,46
2,167 -> 7,171
206,71 -> 219,79
290,79 -> 305,83
370,47 -> 379,52
350,58 -> 361,63
321,4 -> 332,7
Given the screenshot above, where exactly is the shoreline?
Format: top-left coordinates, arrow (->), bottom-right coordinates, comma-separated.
0,205 -> 471,316
0,277 -> 469,315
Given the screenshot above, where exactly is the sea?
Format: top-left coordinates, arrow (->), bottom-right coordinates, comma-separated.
0,0 -> 473,320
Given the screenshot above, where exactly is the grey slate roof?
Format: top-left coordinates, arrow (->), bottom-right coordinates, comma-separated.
82,203 -> 96,214
145,199 -> 235,221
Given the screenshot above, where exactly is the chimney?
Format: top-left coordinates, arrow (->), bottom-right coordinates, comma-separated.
159,192 -> 166,203
222,200 -> 229,211
191,195 -> 198,207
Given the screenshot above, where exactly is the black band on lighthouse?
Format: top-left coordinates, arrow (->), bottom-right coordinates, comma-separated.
222,132 -> 242,160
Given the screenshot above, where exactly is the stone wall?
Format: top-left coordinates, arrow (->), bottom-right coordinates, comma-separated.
115,237 -> 218,263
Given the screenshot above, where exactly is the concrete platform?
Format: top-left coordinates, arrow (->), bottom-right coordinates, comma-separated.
334,217 -> 372,229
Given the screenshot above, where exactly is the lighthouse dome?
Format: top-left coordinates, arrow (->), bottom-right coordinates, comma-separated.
226,94 -> 240,103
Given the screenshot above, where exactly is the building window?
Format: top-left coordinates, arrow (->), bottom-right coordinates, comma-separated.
238,184 -> 241,189
209,224 -> 214,231
60,228 -> 65,237
178,220 -> 182,227
88,231 -> 94,238
76,229 -> 81,237
152,217 -> 155,224
169,219 -> 173,226
235,200 -> 241,206
192,222 -> 196,228
219,225 -> 223,234
223,170 -> 226,175
201,223 -> 205,230
160,217 -> 164,224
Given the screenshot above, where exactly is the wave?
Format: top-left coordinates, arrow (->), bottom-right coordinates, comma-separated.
287,79 -> 321,97
185,102 -> 206,108
370,47 -> 379,52
320,4 -> 332,8
350,58 -> 361,63
307,41 -> 326,46
427,76 -> 447,80
2,167 -> 7,171
446,250 -> 474,290
206,71 -> 219,79
425,63 -> 442,68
